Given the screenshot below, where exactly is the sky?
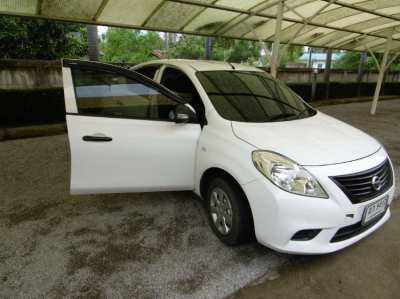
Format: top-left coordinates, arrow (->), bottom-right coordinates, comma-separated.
98,26 -> 108,37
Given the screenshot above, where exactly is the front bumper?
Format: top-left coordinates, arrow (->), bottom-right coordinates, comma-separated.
243,148 -> 395,254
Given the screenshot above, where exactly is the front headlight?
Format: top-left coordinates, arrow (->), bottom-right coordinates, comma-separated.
252,151 -> 328,198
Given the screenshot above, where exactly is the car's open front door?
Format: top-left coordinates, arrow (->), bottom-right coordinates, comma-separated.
62,59 -> 201,194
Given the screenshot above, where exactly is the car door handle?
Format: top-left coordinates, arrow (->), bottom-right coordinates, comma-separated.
82,135 -> 113,142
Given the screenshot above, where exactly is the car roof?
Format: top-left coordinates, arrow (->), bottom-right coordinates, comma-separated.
134,59 -> 265,73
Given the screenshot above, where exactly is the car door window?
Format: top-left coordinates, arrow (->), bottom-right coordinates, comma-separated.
71,68 -> 177,121
134,66 -> 158,80
160,67 -> 206,125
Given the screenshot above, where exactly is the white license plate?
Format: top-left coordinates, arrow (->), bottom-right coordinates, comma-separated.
362,196 -> 388,225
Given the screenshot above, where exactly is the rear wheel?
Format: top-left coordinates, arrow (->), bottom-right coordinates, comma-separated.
205,176 -> 253,245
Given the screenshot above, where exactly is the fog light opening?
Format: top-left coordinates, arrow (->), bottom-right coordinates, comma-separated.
291,229 -> 322,241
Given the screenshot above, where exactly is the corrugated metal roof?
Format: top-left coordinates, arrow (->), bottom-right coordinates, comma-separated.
1,0 -> 400,52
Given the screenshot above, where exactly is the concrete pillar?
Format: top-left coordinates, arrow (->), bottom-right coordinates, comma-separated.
308,47 -> 313,68
357,52 -> 367,97
324,48 -> 332,99
87,25 -> 99,61
205,37 -> 213,60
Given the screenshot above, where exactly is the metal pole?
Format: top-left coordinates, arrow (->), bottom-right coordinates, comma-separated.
270,0 -> 284,78
370,34 -> 393,115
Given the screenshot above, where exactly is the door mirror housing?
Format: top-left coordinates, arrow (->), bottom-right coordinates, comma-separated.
169,104 -> 197,123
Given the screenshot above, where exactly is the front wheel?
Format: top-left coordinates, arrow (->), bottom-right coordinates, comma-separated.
206,176 -> 254,245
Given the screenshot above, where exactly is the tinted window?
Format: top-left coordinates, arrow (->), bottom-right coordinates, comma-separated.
72,68 -> 177,121
161,68 -> 198,102
161,67 -> 206,125
134,66 -> 158,79
196,71 -> 316,122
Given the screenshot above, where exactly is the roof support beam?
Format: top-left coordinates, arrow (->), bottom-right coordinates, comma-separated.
321,0 -> 400,23
370,31 -> 393,115
216,0 -> 282,35
36,0 -> 43,15
270,0 -> 284,78
142,0 -> 167,26
278,0 -> 336,62
179,0 -> 219,31
167,0 -> 400,43
93,0 -> 110,21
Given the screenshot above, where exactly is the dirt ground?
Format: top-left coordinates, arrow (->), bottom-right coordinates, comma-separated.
0,99 -> 399,298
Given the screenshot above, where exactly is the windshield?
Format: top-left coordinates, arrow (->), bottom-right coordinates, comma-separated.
196,71 -> 316,122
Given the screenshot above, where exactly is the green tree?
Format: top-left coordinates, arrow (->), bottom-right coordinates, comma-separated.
331,51 -> 390,70
169,35 -> 205,59
279,45 -> 303,67
168,35 -> 263,64
0,16 -> 87,59
100,28 -> 163,63
222,39 -> 261,64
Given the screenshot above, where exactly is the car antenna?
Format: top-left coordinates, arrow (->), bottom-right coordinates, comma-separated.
227,62 -> 235,70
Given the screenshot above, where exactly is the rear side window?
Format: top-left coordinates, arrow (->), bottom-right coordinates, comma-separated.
134,66 -> 158,79
71,68 -> 177,121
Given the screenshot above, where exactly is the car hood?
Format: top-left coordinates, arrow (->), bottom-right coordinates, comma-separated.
231,112 -> 381,166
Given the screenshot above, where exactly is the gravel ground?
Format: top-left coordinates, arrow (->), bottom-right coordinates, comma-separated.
0,135 -> 287,298
0,99 -> 399,298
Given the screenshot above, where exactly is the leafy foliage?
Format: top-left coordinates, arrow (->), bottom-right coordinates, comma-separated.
279,45 -> 303,67
332,51 -> 400,70
0,16 -> 87,59
100,28 -> 163,63
333,51 -> 373,70
169,35 -> 262,64
169,35 -> 205,59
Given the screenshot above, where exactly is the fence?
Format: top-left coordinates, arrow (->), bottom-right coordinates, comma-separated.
0,59 -> 399,127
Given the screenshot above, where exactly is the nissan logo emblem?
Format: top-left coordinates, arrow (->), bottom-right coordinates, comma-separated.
371,175 -> 384,191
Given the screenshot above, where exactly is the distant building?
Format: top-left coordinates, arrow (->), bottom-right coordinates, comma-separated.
298,52 -> 343,69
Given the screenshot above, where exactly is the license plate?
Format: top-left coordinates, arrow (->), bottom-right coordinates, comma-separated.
362,196 -> 388,225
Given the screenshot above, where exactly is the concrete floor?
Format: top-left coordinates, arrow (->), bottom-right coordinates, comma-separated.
233,99 -> 400,299
232,200 -> 400,299
0,99 -> 399,298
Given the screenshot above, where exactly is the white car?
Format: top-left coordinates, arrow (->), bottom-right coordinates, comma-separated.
62,59 -> 395,254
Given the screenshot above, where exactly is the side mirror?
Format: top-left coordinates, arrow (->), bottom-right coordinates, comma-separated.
169,104 -> 197,124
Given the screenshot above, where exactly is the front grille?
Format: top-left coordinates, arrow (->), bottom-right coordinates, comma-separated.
330,211 -> 386,242
330,159 -> 393,204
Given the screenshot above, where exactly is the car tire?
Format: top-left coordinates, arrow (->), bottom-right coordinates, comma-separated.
205,176 -> 254,245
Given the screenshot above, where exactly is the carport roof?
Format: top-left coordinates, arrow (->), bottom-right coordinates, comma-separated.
1,0 -> 400,52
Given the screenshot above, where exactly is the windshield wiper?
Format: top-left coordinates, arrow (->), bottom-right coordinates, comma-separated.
269,112 -> 298,121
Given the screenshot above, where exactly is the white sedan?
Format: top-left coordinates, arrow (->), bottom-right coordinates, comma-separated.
61,59 -> 395,254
